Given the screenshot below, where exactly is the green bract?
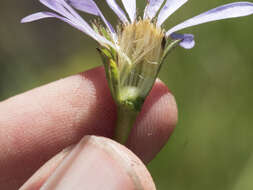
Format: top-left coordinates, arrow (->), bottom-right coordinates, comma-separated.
97,21 -> 180,143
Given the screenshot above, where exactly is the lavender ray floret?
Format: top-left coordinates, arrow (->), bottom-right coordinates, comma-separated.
66,0 -> 116,36
21,1 -> 114,48
56,0 -> 108,43
121,0 -> 136,23
157,0 -> 188,26
170,33 -> 195,49
106,0 -> 129,24
57,0 -> 87,21
39,0 -> 86,24
21,12 -> 56,23
144,0 -> 165,20
66,0 -> 99,15
39,0 -> 76,20
21,11 -> 87,33
166,2 -> 253,36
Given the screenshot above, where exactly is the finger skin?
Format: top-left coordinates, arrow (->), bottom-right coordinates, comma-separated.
20,146 -> 73,190
127,80 -> 178,164
21,136 -> 156,190
0,66 -> 177,189
0,67 -> 116,189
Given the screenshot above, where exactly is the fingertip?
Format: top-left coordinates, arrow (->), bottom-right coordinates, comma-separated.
22,136 -> 156,190
127,79 -> 178,164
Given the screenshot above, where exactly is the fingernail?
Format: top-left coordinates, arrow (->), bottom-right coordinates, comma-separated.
40,136 -> 154,190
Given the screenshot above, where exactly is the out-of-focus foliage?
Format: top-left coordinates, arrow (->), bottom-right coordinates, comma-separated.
1,1 -> 253,189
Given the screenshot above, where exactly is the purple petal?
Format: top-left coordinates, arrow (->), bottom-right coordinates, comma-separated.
41,0 -> 89,23
106,0 -> 129,23
50,0 -> 102,39
40,0 -> 109,44
21,11 -> 85,32
56,0 -> 85,21
22,12 -> 114,47
167,2 -> 253,36
66,0 -> 116,35
170,33 -> 195,49
121,0 -> 136,23
21,12 -> 55,23
39,0 -> 87,23
39,0 -> 75,20
157,0 -> 188,26
66,0 -> 99,15
144,0 -> 165,20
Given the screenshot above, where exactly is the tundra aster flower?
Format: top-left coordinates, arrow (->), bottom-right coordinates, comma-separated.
22,0 -> 253,143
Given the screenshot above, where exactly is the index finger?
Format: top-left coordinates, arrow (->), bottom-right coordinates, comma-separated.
0,66 -> 177,189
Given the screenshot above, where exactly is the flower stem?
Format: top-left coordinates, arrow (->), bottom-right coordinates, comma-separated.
113,104 -> 139,144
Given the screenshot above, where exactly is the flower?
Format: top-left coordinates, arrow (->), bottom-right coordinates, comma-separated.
21,0 -> 253,143
21,0 -> 253,49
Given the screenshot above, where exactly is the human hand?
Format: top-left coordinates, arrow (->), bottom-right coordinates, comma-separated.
0,67 -> 178,189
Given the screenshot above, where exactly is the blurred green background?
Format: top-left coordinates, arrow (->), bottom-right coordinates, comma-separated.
1,0 -> 253,189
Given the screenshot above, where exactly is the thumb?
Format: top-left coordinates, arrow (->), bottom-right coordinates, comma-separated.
20,136 -> 156,190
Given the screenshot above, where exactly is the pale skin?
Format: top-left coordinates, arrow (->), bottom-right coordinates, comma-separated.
0,66 -> 178,190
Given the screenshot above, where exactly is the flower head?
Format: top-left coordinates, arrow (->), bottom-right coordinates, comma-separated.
21,0 -> 253,49
22,0 -> 253,143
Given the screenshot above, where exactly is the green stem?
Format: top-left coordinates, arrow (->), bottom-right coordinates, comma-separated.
114,105 -> 139,144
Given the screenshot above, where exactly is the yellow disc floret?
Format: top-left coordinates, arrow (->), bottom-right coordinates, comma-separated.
117,20 -> 166,98
118,19 -> 165,65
